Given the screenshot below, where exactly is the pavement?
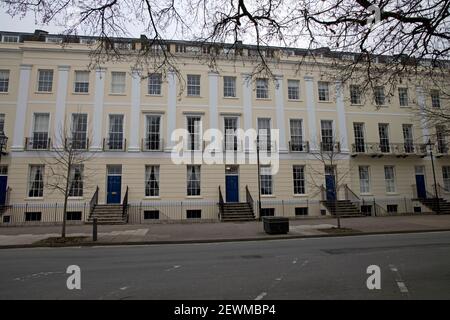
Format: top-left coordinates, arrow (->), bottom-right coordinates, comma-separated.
1,214 -> 450,247
1,231 -> 450,299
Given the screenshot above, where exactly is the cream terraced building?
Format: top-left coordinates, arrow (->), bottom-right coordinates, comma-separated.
0,29 -> 449,224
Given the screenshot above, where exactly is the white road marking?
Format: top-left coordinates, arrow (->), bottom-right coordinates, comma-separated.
254,292 -> 267,300
165,265 -> 181,272
301,260 -> 309,267
275,277 -> 282,281
397,281 -> 409,293
120,287 -> 129,291
389,264 -> 409,296
292,258 -> 298,264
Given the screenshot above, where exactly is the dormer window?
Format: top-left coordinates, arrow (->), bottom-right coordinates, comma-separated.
1,35 -> 19,43
46,36 -> 63,43
114,42 -> 132,50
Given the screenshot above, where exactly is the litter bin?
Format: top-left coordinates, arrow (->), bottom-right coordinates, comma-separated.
263,217 -> 289,234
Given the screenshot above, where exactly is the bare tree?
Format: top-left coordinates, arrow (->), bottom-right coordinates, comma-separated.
2,0 -> 449,92
43,125 -> 95,239
308,135 -> 355,228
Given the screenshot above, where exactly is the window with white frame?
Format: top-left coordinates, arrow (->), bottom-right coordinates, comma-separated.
113,42 -> 131,50
374,86 -> 385,105
318,81 -> 330,101
46,36 -> 62,43
256,78 -> 269,99
28,165 -> 44,198
187,74 -> 200,96
290,119 -> 304,151
108,115 -> 124,150
402,124 -> 414,153
145,115 -> 161,151
37,69 -> 53,92
350,85 -> 362,104
111,72 -> 126,94
145,165 -> 160,197
378,123 -> 390,153
353,123 -> 365,152
74,71 -> 89,93
148,73 -> 162,95
187,165 -> 201,196
0,70 -> 9,92
223,76 -> 236,97
187,116 -> 202,151
359,166 -> 370,194
398,87 -> 409,106
260,165 -> 273,195
224,117 -> 238,151
443,166 -> 450,192
287,80 -> 300,100
436,126 -> 447,153
72,113 -> 88,149
293,165 -> 305,195
69,165 -> 84,197
431,90 -> 441,108
1,35 -> 19,43
321,120 -> 333,152
384,166 -> 396,193
258,118 -> 271,151
32,113 -> 50,149
0,113 -> 4,133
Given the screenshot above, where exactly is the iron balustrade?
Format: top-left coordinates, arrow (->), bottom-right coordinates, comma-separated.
352,143 -> 427,156
25,136 -> 51,150
289,141 -> 309,152
122,186 -> 129,223
65,137 -> 89,150
141,138 -> 164,151
103,138 -> 127,151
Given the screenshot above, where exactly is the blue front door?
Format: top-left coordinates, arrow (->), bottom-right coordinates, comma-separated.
226,175 -> 239,202
0,176 -> 7,206
326,175 -> 336,201
107,175 -> 121,204
416,175 -> 426,198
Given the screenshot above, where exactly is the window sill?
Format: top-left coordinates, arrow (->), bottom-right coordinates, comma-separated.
350,103 -> 364,107
24,197 -> 44,201
34,91 -> 53,94
72,92 -> 89,95
186,95 -> 202,98
256,98 -> 271,101
223,96 -> 239,100
399,105 -> 411,108
287,99 -> 303,102
109,93 -> 127,96
144,196 -> 161,200
293,194 -> 309,197
0,92 -> 9,95
145,94 -> 163,97
360,193 -> 373,196
68,197 -> 84,200
261,194 -> 275,198
386,192 -> 399,196
318,100 -> 333,103
186,196 -> 203,199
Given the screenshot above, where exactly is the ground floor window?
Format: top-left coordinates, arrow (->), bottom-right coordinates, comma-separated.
293,165 -> 305,195
68,165 -> 84,197
260,166 -> 273,195
145,165 -> 160,197
443,166 -> 450,192
28,165 -> 44,198
361,205 -> 372,216
359,166 -> 370,194
187,165 -> 201,196
187,209 -> 201,219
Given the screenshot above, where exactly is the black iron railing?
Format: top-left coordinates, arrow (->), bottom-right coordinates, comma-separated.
122,186 -> 129,223
89,186 -> 99,216
289,141 -> 309,152
25,136 -> 51,150
245,185 -> 254,215
344,184 -> 361,211
320,142 -> 340,153
141,138 -> 164,151
218,186 -> 224,219
65,137 -> 89,150
103,138 -> 126,151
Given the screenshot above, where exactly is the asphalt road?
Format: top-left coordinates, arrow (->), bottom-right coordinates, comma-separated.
0,231 -> 449,299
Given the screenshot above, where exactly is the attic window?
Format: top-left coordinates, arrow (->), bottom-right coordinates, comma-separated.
46,36 -> 63,43
114,42 -> 132,50
1,35 -> 19,43
80,38 -> 95,45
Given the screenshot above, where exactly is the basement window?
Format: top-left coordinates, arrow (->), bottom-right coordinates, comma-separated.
187,210 -> 201,219
361,205 -> 372,216
387,204 -> 398,213
25,212 -> 42,221
295,207 -> 308,216
144,210 -> 160,220
66,211 -> 82,221
3,216 -> 10,223
260,208 -> 275,217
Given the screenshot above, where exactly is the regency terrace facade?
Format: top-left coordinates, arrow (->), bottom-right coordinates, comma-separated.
0,29 -> 449,225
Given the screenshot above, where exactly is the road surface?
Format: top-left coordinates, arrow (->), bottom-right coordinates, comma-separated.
1,231 -> 449,299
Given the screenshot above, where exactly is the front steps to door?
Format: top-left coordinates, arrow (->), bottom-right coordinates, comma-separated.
87,204 -> 127,224
415,198 -> 450,214
220,202 -> 255,222
322,200 -> 362,217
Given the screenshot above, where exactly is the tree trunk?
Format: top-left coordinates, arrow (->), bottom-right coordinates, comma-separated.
61,158 -> 71,239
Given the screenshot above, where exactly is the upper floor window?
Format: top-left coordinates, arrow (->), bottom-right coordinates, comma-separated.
318,81 -> 330,101
80,38 -> 95,45
378,123 -> 390,152
114,42 -> 132,50
111,72 -> 126,94
258,118 -> 271,151
223,76 -> 236,98
145,165 -> 160,197
31,113 -> 50,150
436,125 -> 447,153
175,45 -> 186,53
287,80 -> 300,100
0,70 -> 9,92
28,165 -> 44,198
148,73 -> 162,95
431,90 -> 441,108
69,165 -> 84,197
224,117 -> 238,151
144,115 -> 162,151
187,74 -> 201,96
398,87 -> 409,107
256,78 -> 269,99
45,36 -> 62,43
108,114 -> 124,150
74,71 -> 89,93
374,86 -> 385,106
289,119 -> 304,151
353,122 -> 365,152
37,69 -> 53,92
350,85 -> 362,105
402,124 -> 414,153
321,120 -> 333,152
1,35 -> 19,43
187,115 -> 202,151
72,113 -> 88,149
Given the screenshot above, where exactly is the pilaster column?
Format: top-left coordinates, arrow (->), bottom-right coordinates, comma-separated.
304,75 -> 318,151
128,69 -> 141,152
91,67 -> 106,151
208,71 -> 219,131
335,81 -> 349,153
165,69 -> 177,151
54,65 -> 70,149
416,86 -> 429,143
275,75 -> 287,152
242,73 -> 253,152
11,64 -> 32,151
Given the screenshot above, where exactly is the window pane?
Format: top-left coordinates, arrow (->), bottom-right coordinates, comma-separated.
148,73 -> 162,95
28,165 -> 44,197
223,76 -> 236,97
111,72 -> 126,93
256,78 -> 268,99
187,165 -> 201,196
359,166 -> 370,193
293,165 -> 305,194
145,115 -> 161,150
318,82 -> 329,101
187,75 -> 200,96
145,165 -> 160,197
0,70 -> 10,92
38,70 -> 53,92
288,80 -> 299,100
